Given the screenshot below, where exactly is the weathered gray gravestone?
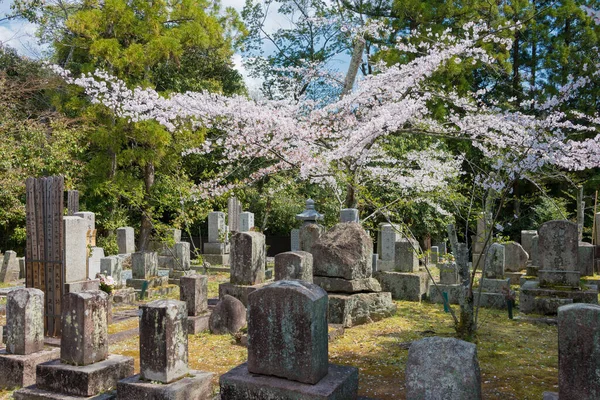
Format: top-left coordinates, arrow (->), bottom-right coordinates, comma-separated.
100,256 -> 123,288
88,246 -> 105,279
117,299 -> 213,399
297,199 -> 325,254
557,303 -> 600,400
340,208 -> 359,223
274,251 -> 313,282
228,196 -> 242,233
395,238 -> 419,273
63,216 -> 88,284
174,241 -> 191,271
116,227 -> 135,254
61,291 -> 109,366
406,337 -> 482,400
430,246 -> 439,264
230,231 -> 266,285
0,251 -> 20,283
209,295 -> 247,334
521,230 -> 537,257
578,242 -> 595,277
239,212 -> 254,232
539,221 -> 579,271
208,211 -> 227,243
378,224 -> 398,262
6,288 -> 44,355
132,251 -> 158,279
180,275 -> 208,316
503,242 -> 528,272
290,229 -> 300,251
439,262 -> 459,284
484,243 -> 505,279
247,281 -> 328,384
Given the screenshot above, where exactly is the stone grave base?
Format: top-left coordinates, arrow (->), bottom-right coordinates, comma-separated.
158,255 -> 174,269
538,270 -> 580,288
328,292 -> 396,328
505,272 -> 524,285
202,254 -> 230,266
475,292 -> 507,309
126,276 -> 168,290
313,276 -> 381,293
33,355 -> 134,397
0,348 -> 60,389
65,280 -> 100,294
13,387 -> 115,399
117,370 -> 213,400
428,284 -> 464,305
112,288 -> 136,304
519,275 -> 538,286
376,260 -> 394,272
141,284 -> 177,300
188,314 -> 211,334
526,265 -> 539,276
519,281 -> 598,315
219,363 -> 358,400
219,282 -> 269,307
374,271 -> 429,302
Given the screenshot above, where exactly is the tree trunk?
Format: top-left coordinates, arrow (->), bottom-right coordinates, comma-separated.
448,224 -> 476,339
139,161 -> 155,251
341,39 -> 365,97
512,27 -> 521,105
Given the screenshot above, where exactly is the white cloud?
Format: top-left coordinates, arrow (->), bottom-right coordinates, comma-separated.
0,19 -> 46,58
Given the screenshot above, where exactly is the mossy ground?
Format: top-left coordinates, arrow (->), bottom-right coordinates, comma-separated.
0,270 -> 560,399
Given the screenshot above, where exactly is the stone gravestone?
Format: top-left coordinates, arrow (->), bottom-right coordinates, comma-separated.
312,222 -> 395,327
88,247 -> 105,279
209,295 -> 247,335
477,244 -> 510,309
531,235 -> 540,266
274,251 -> 313,283
219,281 -> 359,399
439,262 -> 459,284
430,246 -> 439,264
116,227 -> 135,254
126,251 -> 167,298
578,242 -> 595,277
406,337 -> 482,400
228,196 -> 242,233
428,261 -> 463,305
180,274 -> 210,334
290,229 -> 300,251
297,199 -> 325,254
63,216 -> 89,284
484,243 -> 505,279
204,211 -> 230,265
13,290 -> 133,398
0,288 -> 59,389
0,251 -> 20,283
395,238 -> 419,273
117,300 -> 214,399
521,230 -> 537,257
340,208 -> 359,223
377,224 -> 398,271
520,221 -> 598,315
219,231 -> 266,306
504,242 -> 528,272
169,241 -> 192,284
239,212 -> 254,232
542,303 -> 600,400
100,256 -> 123,288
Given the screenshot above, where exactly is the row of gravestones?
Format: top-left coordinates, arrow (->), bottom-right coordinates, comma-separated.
3,281 -> 597,399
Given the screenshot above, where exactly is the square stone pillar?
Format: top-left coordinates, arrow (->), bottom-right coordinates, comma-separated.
117,227 -> 135,254
6,288 -> 45,355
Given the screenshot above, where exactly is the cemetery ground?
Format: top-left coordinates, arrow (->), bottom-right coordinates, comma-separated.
0,269 -> 560,400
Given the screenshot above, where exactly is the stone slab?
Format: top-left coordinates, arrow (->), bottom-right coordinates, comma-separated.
313,276 -> 381,293
219,363 -> 358,400
480,278 -> 510,292
116,370 -> 213,400
187,314 -> 210,335
428,284 -> 464,305
520,281 -> 598,315
36,355 -> 134,397
202,254 -> 229,266
374,271 -> 429,302
64,280 -> 100,294
0,348 -> 60,389
538,270 -> 581,288
475,292 -> 507,309
125,276 -> 168,290
203,242 -> 229,255
218,282 -> 269,307
328,292 -> 396,328
13,386 -> 115,399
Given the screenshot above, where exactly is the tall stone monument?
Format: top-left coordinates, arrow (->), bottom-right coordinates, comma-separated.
297,199 -> 325,254
203,211 -> 230,265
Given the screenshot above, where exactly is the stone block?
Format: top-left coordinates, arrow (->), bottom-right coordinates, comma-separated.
340,208 -> 359,223
202,253 -> 229,266
117,370 -> 213,400
0,348 -> 59,389
187,314 -> 210,335
504,242 -> 529,272
219,363 -> 358,400
520,281 -> 598,315
428,284 -> 464,305
558,304 -> 600,400
13,387 -> 115,399
18,257 -> 25,280
290,229 -> 300,252
100,257 -> 123,288
539,220 -> 579,270
374,271 -> 429,302
126,276 -> 168,290
88,247 -> 105,280
208,212 -> 226,243
434,242 -> 447,256
521,230 -> 537,256
180,275 -> 208,316
173,242 -> 191,271
247,281 -> 328,384
64,280 -> 100,294
328,292 -> 396,327
299,223 -> 324,254
158,255 -> 174,269
230,232 -> 266,286
505,271 -> 524,285
116,227 -> 135,254
140,300 -> 188,384
274,251 -> 313,283
6,288 -> 45,355
313,276 -> 381,293
480,278 -> 510,292
539,270 -> 581,288
475,292 -> 507,309
131,252 -> 158,279
312,223 -> 372,280
531,235 -> 540,266
239,212 -> 254,232
36,355 -> 134,397
578,242 -> 595,277
406,337 -> 481,400
377,260 -> 394,272
484,243 -> 505,279
439,262 -> 458,284
73,212 -> 95,232
218,282 -> 268,307
377,224 -> 398,261
209,295 -> 246,335
203,242 -> 229,255
63,216 -> 88,284
0,251 -> 20,283
394,239 -> 419,273
61,291 -> 108,366
430,246 -> 439,265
